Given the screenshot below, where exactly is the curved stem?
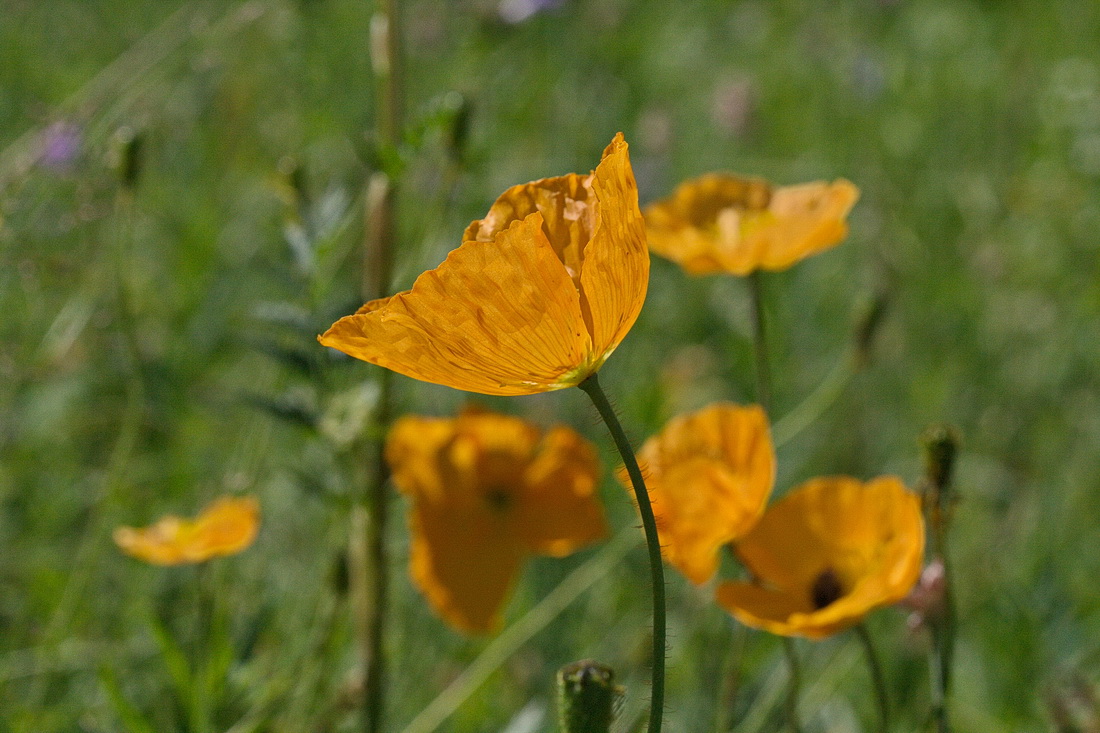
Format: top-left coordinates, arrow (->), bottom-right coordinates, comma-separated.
781,637 -> 805,733
578,374 -> 665,733
855,623 -> 890,733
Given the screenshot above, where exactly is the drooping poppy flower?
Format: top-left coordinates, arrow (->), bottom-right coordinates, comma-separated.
113,496 -> 260,566
624,403 -> 775,585
716,476 -> 924,639
319,134 -> 648,396
387,408 -> 607,633
645,173 -> 859,276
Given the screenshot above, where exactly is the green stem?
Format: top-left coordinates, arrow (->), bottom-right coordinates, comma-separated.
928,618 -> 951,733
748,271 -> 771,413
750,273 -> 804,733
713,623 -> 747,733
577,374 -> 665,733
781,637 -> 804,733
354,1 -> 404,730
855,623 -> 890,733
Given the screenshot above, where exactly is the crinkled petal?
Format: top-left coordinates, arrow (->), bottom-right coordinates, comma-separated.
320,213 -> 592,395
408,501 -> 524,634
515,426 -> 607,556
630,403 -> 774,585
579,133 -> 649,362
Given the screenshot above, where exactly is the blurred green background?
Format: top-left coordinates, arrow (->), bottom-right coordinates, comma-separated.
3,0 -> 1100,730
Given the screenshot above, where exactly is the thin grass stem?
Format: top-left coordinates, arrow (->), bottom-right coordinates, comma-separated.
780,637 -> 805,733
400,529 -> 639,733
577,373 -> 665,733
855,623 -> 890,733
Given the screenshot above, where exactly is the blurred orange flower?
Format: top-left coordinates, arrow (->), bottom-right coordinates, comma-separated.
113,496 -> 260,566
626,403 -> 774,585
645,173 -> 859,275
320,134 -> 648,395
716,476 -> 923,639
387,408 -> 607,633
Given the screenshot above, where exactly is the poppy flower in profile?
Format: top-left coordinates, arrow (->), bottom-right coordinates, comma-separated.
625,403 -> 775,585
319,133 -> 648,396
716,476 -> 924,639
387,408 -> 607,633
645,173 -> 859,276
113,496 -> 260,566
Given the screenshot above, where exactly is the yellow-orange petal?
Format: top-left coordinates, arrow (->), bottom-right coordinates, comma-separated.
746,180 -> 860,271
717,476 -> 924,638
319,212 -> 593,395
644,173 -> 859,276
515,426 -> 607,556
113,496 -> 260,566
578,133 -> 649,363
385,415 -> 464,504
628,403 -> 775,585
408,500 -> 525,634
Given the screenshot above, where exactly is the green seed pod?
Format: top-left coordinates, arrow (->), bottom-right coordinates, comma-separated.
557,660 -> 621,733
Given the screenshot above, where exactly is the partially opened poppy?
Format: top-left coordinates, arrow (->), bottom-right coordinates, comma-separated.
624,403 -> 775,585
114,495 -> 260,566
319,133 -> 648,395
645,173 -> 859,276
387,408 -> 607,633
716,476 -> 924,639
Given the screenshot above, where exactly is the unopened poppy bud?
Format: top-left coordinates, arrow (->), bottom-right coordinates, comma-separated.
920,424 -> 960,494
557,660 -> 622,733
441,91 -> 472,163
852,291 -> 889,368
112,126 -> 144,190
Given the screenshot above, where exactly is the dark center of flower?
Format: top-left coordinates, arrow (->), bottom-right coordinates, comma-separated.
484,487 -> 512,512
810,567 -> 845,610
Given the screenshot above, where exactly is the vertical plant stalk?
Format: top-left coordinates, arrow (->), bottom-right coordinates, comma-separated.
577,374 -> 665,733
921,426 -> 960,733
748,271 -> 772,412
350,2 -> 403,731
780,638 -> 805,733
748,272 -> 804,733
855,623 -> 890,733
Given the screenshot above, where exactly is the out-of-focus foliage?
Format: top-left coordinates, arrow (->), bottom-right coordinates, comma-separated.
3,0 -> 1100,731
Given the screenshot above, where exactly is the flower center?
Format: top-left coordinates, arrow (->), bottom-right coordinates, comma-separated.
483,487 -> 512,512
810,567 -> 845,610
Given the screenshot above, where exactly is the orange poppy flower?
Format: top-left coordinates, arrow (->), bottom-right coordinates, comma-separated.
113,496 -> 260,566
645,173 -> 859,275
319,134 -> 648,395
387,408 -> 607,633
716,476 -> 924,639
626,403 -> 775,585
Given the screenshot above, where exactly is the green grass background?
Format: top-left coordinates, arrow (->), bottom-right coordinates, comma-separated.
3,0 -> 1100,730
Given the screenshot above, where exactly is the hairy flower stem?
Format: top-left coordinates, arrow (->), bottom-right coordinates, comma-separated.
351,1 -> 404,731
856,623 -> 890,732
578,374 -> 665,733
